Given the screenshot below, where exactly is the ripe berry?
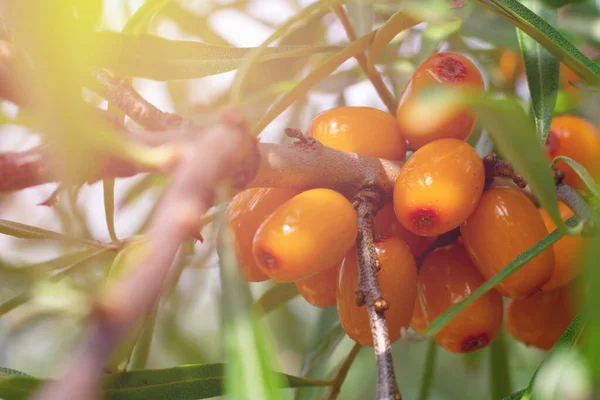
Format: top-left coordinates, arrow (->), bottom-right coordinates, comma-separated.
337,236 -> 417,346
393,139 -> 484,237
253,188 -> 358,282
545,116 -> 600,189
461,187 -> 555,299
373,203 -> 435,257
561,64 -> 580,94
539,202 -> 585,290
221,187 -> 299,282
396,52 -> 484,148
495,49 -> 523,87
411,244 -> 503,353
506,284 -> 579,350
295,264 -> 339,308
308,106 -> 406,160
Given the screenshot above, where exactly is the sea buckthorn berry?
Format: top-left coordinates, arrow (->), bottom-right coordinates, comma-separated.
308,106 -> 406,160
461,187 -> 555,299
220,187 -> 299,282
539,202 -> 585,290
253,189 -> 357,282
396,52 -> 484,148
295,264 -> 339,308
337,236 -> 417,346
506,284 -> 579,350
412,244 -> 503,353
393,139 -> 484,237
373,203 -> 435,257
545,116 -> 600,189
495,49 -> 524,87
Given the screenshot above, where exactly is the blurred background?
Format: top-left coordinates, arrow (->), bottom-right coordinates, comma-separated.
1,0 -> 599,398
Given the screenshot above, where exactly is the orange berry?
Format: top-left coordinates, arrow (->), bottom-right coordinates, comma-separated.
308,106 -> 406,160
220,187 -> 299,282
461,187 -> 555,299
373,203 -> 435,257
496,49 -> 524,87
337,236 -> 417,346
396,52 -> 484,148
413,244 -> 503,353
545,116 -> 600,189
561,64 -> 580,93
253,189 -> 357,282
539,202 -> 585,290
393,139 -> 484,237
506,284 -> 579,350
295,264 -> 339,308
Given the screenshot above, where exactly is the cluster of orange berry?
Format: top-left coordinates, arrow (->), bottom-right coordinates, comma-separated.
219,51 -> 593,354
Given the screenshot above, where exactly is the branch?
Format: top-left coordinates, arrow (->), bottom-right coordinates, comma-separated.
354,189 -> 401,400
333,5 -> 397,114
324,343 -> 362,400
32,110 -> 260,400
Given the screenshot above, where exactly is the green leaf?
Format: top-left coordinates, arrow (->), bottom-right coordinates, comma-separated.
516,0 -> 559,146
0,367 -> 31,378
0,219 -> 106,249
93,32 -> 341,81
0,364 -> 330,400
346,1 -> 374,37
217,187 -> 284,400
471,0 -> 600,83
123,0 -> 172,34
295,324 -> 346,400
366,10 -> 419,72
253,30 -> 376,134
422,16 -> 463,42
502,389 -> 527,400
254,283 -> 300,315
551,156 -> 600,198
424,216 -> 577,336
417,340 -> 437,400
103,179 -> 119,243
489,329 -> 512,399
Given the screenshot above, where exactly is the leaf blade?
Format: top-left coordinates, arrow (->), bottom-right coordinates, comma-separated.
0,219 -> 106,249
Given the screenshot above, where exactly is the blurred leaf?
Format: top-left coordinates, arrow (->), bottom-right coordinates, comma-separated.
459,3 -> 520,49
346,1 -> 374,37
0,364 -> 330,400
489,329 -> 512,399
127,304 -> 158,371
366,10 -> 419,71
123,0 -> 172,34
517,0 -> 559,146
418,340 -> 437,400
119,175 -> 166,210
531,349 -> 592,400
540,0 -> 587,8
0,219 -> 106,249
472,0 -> 600,83
551,156 -> 600,198
217,188 -> 285,400
423,16 -> 463,42
93,32 -> 341,80
103,179 -> 119,243
0,367 -> 31,378
502,389 -> 527,400
255,283 -> 300,315
160,2 -> 231,46
424,216 -> 577,336
295,324 -> 346,400
253,30 -> 376,134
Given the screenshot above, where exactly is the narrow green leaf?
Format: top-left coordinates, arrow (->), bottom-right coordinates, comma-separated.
0,367 -> 31,378
346,1 -> 374,37
123,0 -> 172,34
502,389 -> 527,400
127,303 -> 159,371
472,0 -> 600,83
366,10 -> 419,72
0,364 -> 330,400
255,283 -> 300,315
516,0 -> 559,146
103,179 -> 119,243
422,16 -> 463,42
253,30 -> 376,134
489,329 -> 512,399
118,175 -> 166,210
295,324 -> 346,400
424,216 -> 577,336
552,156 -> 600,198
0,219 -> 106,249
417,340 -> 437,400
217,187 -> 284,400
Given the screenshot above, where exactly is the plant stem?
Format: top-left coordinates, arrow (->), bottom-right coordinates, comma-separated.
556,183 -> 600,229
333,5 -> 397,114
324,343 -> 362,400
489,329 -> 512,400
354,189 -> 401,400
103,178 -> 119,243
417,340 -> 437,400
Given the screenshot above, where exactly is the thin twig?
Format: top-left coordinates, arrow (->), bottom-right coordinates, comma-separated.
333,5 -> 397,114
354,189 -> 401,400
324,343 -> 362,400
31,110 -> 260,400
